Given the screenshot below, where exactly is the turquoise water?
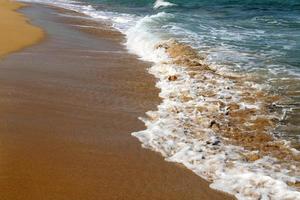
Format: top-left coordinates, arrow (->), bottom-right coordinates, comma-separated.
86,0 -> 300,73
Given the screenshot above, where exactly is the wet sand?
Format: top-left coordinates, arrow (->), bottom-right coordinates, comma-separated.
0,4 -> 234,200
0,0 -> 43,58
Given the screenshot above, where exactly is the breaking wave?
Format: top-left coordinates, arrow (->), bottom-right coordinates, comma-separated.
153,0 -> 176,9
126,11 -> 300,200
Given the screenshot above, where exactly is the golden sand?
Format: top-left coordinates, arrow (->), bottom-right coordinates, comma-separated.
0,0 -> 44,58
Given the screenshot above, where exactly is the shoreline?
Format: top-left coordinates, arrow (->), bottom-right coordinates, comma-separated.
0,0 -> 44,58
0,3 -> 234,200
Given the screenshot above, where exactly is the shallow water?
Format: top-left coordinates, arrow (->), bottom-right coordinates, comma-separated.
19,0 -> 300,199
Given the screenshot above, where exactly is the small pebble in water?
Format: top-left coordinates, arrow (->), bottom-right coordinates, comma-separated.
212,141 -> 221,146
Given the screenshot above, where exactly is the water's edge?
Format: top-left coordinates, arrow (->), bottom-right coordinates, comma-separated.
18,1 -> 300,199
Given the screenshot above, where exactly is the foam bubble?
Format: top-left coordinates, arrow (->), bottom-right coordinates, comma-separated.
125,12 -> 173,62
127,20 -> 300,198
131,40 -> 300,198
154,0 -> 176,9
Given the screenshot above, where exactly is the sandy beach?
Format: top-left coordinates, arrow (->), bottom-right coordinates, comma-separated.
0,0 -> 43,58
0,3 -> 234,200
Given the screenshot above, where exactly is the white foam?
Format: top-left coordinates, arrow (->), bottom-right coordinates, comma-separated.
125,12 -> 173,62
154,0 -> 176,9
132,58 -> 300,200
126,12 -> 300,200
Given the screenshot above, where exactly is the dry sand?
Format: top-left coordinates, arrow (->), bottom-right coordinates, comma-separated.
0,0 -> 44,57
0,3 -> 234,200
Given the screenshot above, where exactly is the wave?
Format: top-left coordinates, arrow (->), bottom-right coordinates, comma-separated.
125,12 -> 173,62
154,0 -> 176,9
125,11 -> 300,200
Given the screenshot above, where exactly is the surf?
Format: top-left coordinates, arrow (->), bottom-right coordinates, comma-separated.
153,0 -> 176,9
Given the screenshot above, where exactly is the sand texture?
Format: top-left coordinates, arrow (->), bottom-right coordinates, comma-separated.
0,0 -> 44,57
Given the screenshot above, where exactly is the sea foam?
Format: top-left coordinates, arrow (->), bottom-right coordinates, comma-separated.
153,0 -> 176,9
125,11 -> 300,200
